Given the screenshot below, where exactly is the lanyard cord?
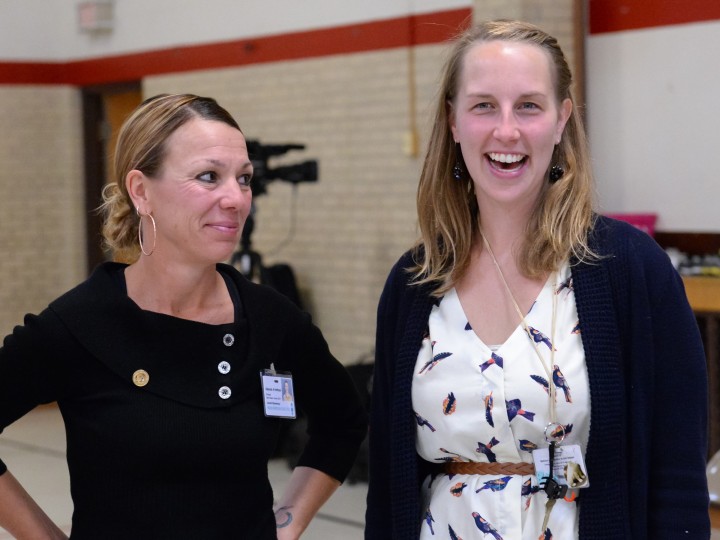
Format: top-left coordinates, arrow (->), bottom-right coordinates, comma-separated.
480,231 -> 569,534
479,230 -> 558,425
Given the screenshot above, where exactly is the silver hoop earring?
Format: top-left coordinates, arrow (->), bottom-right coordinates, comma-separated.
137,208 -> 157,256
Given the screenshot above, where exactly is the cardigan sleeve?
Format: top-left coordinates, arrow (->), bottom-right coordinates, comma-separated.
582,218 -> 711,539
366,251 -> 436,540
628,231 -> 710,538
364,259 -> 402,539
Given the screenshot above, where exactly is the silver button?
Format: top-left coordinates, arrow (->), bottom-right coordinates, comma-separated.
218,386 -> 232,399
218,361 -> 231,374
223,334 -> 235,347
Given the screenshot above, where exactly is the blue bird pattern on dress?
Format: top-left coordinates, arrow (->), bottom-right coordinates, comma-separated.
529,374 -> 551,396
448,524 -> 463,540
415,411 -> 436,432
556,276 -> 573,296
538,528 -> 553,540
412,270 -> 585,539
450,482 -> 468,497
434,448 -> 463,463
506,398 -> 535,422
527,326 -> 555,351
531,365 -> 573,403
521,478 -> 542,510
472,512 -> 503,539
443,392 -> 457,415
475,476 -> 512,493
552,364 -> 572,403
519,439 -> 538,453
479,352 -> 504,372
484,391 -> 494,427
418,350 -> 453,374
424,507 -> 435,535
475,437 -> 500,463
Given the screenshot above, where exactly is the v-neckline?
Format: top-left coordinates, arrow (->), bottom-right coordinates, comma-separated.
448,272 -> 555,354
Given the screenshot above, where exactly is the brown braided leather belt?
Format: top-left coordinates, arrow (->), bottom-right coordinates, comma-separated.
443,461 -> 535,475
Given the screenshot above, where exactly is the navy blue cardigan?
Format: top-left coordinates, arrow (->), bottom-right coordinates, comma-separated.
365,217 -> 710,539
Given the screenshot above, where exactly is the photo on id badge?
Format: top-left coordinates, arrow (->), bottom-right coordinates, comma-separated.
261,371 -> 296,419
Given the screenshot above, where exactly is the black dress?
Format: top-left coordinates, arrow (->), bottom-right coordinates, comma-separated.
0,262 -> 367,539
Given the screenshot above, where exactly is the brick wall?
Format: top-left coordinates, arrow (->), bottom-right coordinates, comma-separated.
0,86 -> 85,332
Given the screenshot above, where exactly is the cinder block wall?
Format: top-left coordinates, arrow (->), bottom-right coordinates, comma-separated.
0,0 -> 576,364
0,87 -> 85,332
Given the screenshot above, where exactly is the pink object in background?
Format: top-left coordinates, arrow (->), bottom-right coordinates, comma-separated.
605,213 -> 658,237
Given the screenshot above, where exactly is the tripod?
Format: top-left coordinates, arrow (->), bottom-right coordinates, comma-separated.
231,206 -> 303,309
231,208 -> 264,283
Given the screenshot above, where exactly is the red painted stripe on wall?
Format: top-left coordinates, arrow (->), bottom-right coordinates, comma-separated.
0,8 -> 470,86
0,62 -> 67,84
590,0 -> 720,34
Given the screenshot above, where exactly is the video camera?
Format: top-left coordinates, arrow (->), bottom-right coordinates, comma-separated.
232,140 -> 318,283
245,140 -> 318,196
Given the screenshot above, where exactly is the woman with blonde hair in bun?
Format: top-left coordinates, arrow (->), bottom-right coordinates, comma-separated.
0,93 -> 366,539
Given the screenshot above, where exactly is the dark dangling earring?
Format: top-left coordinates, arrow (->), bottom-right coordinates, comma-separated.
453,161 -> 463,180
549,164 -> 565,183
453,143 -> 464,180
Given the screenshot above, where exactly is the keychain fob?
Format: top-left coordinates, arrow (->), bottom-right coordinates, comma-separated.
543,442 -> 568,500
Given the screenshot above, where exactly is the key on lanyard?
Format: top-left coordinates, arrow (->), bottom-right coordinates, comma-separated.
541,441 -> 568,531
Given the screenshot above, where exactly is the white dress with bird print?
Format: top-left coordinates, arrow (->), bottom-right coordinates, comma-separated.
412,263 -> 590,539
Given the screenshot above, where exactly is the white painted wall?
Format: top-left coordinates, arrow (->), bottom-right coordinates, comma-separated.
0,0 -> 471,60
587,20 -> 720,232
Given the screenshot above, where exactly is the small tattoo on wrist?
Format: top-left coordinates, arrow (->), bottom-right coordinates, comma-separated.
275,505 -> 294,528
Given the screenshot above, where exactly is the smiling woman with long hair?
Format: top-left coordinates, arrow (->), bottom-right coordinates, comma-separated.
365,20 -> 709,540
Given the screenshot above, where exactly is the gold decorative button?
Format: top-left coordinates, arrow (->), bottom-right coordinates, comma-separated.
132,369 -> 149,387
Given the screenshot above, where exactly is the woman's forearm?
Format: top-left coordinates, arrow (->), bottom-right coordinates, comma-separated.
0,470 -> 67,539
274,466 -> 341,540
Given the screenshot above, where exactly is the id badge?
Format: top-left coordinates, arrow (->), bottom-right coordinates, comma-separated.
532,444 -> 589,489
260,366 -> 296,419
